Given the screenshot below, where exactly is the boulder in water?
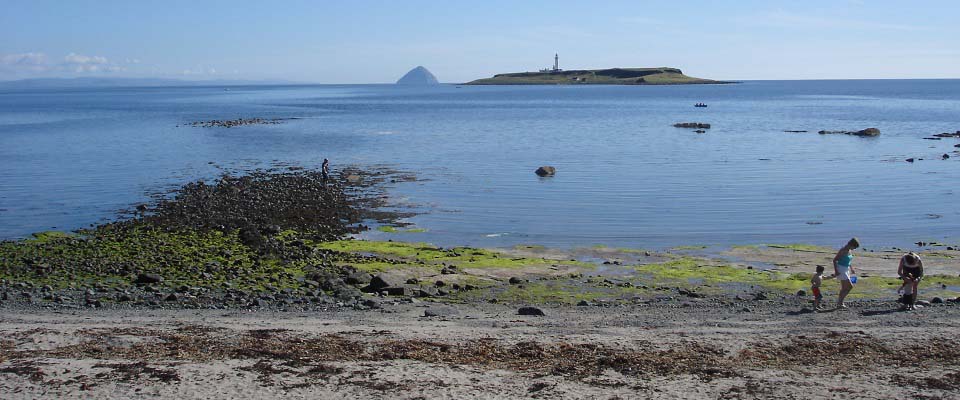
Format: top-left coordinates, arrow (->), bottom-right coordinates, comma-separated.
535,166 -> 556,177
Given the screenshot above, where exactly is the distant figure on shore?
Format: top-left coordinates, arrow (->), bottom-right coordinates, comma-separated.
321,158 -> 330,184
832,237 -> 860,309
898,252 -> 924,311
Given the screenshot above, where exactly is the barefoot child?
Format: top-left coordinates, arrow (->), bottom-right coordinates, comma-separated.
811,266 -> 827,310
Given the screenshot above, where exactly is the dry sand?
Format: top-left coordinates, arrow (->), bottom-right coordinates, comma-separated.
2,300 -> 959,399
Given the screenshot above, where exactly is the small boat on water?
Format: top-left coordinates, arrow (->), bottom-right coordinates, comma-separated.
694,102 -> 708,108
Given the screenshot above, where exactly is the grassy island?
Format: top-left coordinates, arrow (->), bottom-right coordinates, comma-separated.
464,67 -> 728,85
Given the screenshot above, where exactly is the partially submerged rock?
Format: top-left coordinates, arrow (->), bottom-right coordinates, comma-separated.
186,118 -> 291,128
674,122 -> 711,129
818,128 -> 880,137
932,131 -> 960,138
535,166 -> 556,177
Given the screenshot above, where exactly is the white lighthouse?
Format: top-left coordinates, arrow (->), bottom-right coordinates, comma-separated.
539,54 -> 562,73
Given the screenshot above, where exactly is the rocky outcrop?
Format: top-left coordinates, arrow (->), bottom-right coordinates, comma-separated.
818,128 -> 880,137
396,66 -> 439,85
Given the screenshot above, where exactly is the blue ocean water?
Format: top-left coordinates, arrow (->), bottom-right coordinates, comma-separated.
1,80 -> 958,249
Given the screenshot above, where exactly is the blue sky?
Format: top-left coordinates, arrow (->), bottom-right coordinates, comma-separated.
1,0 -> 958,82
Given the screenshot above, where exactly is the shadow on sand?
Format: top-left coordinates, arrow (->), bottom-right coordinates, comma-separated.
861,308 -> 904,317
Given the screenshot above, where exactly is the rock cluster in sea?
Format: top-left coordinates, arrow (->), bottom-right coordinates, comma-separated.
186,117 -> 292,128
817,128 -> 880,137
673,122 -> 711,129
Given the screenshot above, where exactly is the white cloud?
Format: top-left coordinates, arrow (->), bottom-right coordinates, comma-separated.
1,52 -> 48,66
0,53 -> 49,72
64,53 -> 107,65
62,53 -> 124,73
180,66 -> 220,76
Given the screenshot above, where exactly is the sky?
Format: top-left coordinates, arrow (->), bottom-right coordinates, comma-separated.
1,0 -> 958,83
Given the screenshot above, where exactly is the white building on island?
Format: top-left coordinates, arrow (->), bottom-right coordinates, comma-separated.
539,53 -> 562,73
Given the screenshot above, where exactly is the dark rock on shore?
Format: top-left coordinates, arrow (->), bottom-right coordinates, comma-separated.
362,275 -> 395,293
535,166 -> 556,177
345,272 -> 372,285
674,123 -> 711,129
518,306 -> 546,316
135,273 -> 163,285
818,128 -> 880,137
362,298 -> 382,309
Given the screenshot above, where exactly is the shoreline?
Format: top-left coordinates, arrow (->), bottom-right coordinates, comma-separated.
3,166 -> 960,398
2,167 -> 959,312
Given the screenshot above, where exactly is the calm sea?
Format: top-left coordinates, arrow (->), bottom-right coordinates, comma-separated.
1,80 -> 958,249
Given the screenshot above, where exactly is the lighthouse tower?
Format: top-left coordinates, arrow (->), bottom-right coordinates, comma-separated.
553,53 -> 559,71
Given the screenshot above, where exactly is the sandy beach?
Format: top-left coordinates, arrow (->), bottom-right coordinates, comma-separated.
2,299 -> 960,399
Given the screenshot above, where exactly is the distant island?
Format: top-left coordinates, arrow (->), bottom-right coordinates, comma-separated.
465,54 -> 726,85
397,66 -> 439,85
465,67 -> 727,85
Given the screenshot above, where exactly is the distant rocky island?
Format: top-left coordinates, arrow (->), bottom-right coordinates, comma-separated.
465,67 -> 727,86
396,66 -> 439,85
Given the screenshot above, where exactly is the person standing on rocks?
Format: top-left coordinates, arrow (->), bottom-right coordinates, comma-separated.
321,158 -> 330,185
832,237 -> 860,309
897,252 -> 924,311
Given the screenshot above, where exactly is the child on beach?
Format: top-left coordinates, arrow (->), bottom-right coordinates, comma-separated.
810,266 -> 835,310
898,252 -> 924,311
811,266 -> 826,310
